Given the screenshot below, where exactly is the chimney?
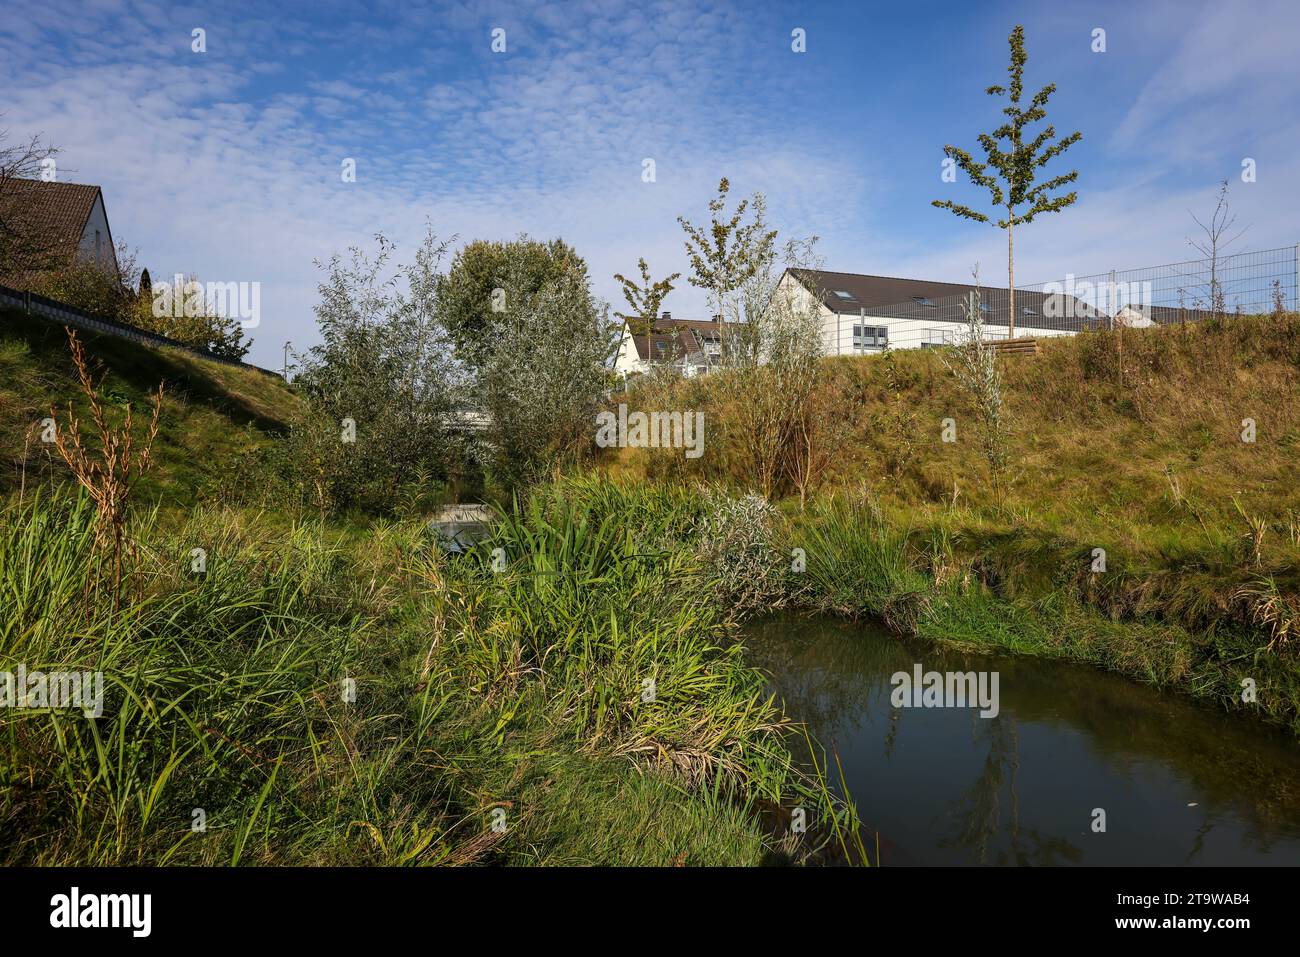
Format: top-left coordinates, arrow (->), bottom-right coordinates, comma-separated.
661,311 -> 671,321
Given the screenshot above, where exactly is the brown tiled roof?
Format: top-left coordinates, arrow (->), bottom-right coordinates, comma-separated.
0,179 -> 116,291
627,316 -> 722,363
0,179 -> 103,256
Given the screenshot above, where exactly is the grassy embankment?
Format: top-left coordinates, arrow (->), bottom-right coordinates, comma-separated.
1,308 -> 301,504
610,313 -> 1300,733
0,312 -> 856,865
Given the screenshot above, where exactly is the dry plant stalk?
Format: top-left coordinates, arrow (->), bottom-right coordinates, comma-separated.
50,327 -> 164,610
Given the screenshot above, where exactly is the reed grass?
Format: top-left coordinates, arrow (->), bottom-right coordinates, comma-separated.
1,480 -> 855,865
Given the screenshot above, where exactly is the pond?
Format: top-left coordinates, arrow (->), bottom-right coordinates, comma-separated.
743,614 -> 1300,866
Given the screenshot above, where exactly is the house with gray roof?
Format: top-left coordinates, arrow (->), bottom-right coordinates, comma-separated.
781,267 -> 1108,353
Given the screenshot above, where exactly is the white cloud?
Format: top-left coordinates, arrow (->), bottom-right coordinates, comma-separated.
1,0 -> 1296,367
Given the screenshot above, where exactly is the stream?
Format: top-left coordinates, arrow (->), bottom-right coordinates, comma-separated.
743,614 -> 1300,866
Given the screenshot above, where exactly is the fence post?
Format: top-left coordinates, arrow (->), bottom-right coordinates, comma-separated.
1108,269 -> 1117,330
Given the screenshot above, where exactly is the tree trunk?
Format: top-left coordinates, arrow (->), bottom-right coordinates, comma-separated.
1007,213 -> 1016,340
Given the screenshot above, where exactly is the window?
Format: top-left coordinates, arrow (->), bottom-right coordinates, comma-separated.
834,290 -> 857,301
852,325 -> 888,349
911,296 -> 936,308
1022,306 -> 1039,317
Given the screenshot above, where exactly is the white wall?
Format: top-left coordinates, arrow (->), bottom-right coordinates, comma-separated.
76,193 -> 117,272
819,311 -> 1079,354
612,322 -> 647,376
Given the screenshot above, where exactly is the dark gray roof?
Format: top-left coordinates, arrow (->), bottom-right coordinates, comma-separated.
789,268 -> 1108,332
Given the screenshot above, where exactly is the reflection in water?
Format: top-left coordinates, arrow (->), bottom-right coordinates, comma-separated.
743,615 -> 1300,866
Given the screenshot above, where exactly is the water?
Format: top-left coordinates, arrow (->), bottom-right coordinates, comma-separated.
743,614 -> 1300,866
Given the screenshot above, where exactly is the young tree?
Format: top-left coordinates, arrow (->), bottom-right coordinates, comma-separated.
295,229 -> 466,511
1186,180 -> 1247,318
940,268 -> 1009,479
678,177 -> 777,323
613,257 -> 680,336
712,235 -> 827,499
932,24 -> 1082,338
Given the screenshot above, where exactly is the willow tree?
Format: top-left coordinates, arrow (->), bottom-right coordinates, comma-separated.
932,25 -> 1081,338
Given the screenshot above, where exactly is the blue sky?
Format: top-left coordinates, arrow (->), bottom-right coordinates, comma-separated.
3,0 -> 1298,367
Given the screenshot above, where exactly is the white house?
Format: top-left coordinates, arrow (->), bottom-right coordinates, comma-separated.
613,313 -> 724,378
0,179 -> 119,285
778,268 -> 1108,354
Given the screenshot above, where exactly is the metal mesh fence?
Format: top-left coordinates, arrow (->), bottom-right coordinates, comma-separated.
825,244 -> 1300,354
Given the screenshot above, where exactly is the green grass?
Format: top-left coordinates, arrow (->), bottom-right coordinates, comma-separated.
0,482 -> 857,866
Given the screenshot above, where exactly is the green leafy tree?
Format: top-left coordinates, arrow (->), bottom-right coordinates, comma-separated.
434,235 -> 587,369
678,177 -> 777,321
29,248 -> 134,321
131,270 -> 254,361
931,24 -> 1082,338
480,254 -> 616,491
613,257 -> 680,336
293,230 -> 466,512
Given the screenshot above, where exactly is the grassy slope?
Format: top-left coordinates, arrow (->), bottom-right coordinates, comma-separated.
0,307 -> 302,504
610,314 -> 1300,730
617,313 -> 1300,545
